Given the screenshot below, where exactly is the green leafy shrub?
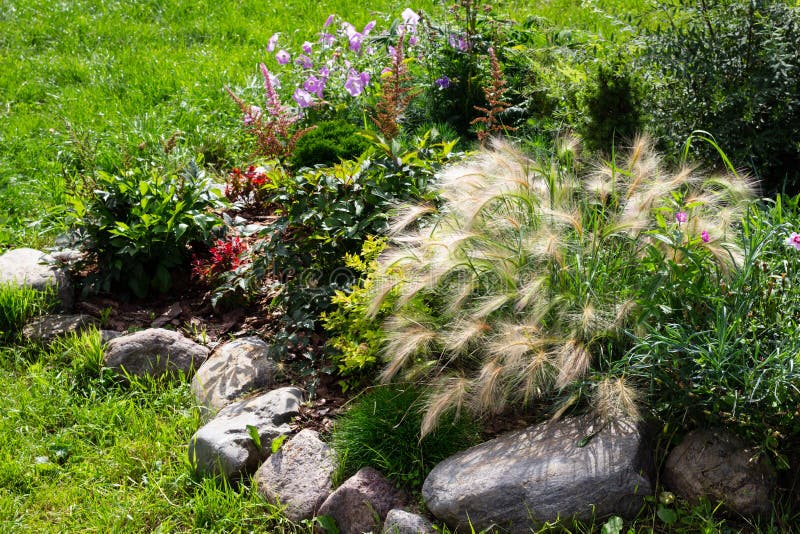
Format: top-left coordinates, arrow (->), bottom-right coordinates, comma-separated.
321,237 -> 397,390
289,120 -> 371,169
330,384 -> 481,490
644,0 -> 800,192
626,194 -> 800,467
63,161 -> 224,298
0,282 -> 56,342
371,136 -> 755,435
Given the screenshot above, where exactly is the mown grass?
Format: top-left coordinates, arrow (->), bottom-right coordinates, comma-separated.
0,330 -> 313,533
0,0 -> 657,250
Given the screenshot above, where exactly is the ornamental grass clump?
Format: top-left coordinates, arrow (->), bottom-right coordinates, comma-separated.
370,135 -> 756,435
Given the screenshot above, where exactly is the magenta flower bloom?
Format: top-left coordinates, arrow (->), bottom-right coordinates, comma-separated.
344,72 -> 364,97
302,41 -> 313,54
296,54 -> 313,69
267,33 -> 279,52
319,32 -> 335,46
363,20 -> 376,35
303,75 -> 325,97
359,71 -> 371,86
435,75 -> 451,89
701,230 -> 710,243
275,49 -> 290,65
293,88 -> 313,108
323,14 -> 335,28
675,211 -> 688,223
787,232 -> 800,250
408,35 -> 418,46
319,66 -> 330,79
348,32 -> 363,52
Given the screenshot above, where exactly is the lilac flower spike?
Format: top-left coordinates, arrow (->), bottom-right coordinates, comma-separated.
701,230 -> 710,243
675,211 -> 688,223
276,49 -> 290,65
787,232 -> 800,251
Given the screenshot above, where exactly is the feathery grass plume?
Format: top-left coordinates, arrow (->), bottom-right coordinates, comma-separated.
420,375 -> 471,438
373,136 -> 755,435
594,377 -> 641,423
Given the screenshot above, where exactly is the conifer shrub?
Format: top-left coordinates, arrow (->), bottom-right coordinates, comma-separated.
289,120 -> 371,169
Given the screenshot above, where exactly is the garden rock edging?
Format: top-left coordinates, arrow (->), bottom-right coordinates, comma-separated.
664,427 -> 776,516
189,386 -> 303,482
104,327 -> 209,379
0,248 -> 73,310
422,415 -> 654,532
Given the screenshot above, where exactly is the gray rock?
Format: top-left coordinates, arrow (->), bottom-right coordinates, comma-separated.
382,509 -> 436,534
22,314 -> 98,344
664,428 -> 776,516
255,429 -> 335,521
192,336 -> 278,418
103,328 -> 209,379
0,248 -> 72,309
316,467 -> 409,534
188,387 -> 303,482
422,415 -> 653,532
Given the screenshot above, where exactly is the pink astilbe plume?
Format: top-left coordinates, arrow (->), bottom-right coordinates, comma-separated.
226,63 -> 315,162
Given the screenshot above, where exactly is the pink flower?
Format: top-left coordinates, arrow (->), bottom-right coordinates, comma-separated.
296,54 -> 313,69
267,33 -> 279,52
243,105 -> 262,125
786,232 -> 800,251
348,32 -> 363,52
401,8 -> 420,29
408,35 -> 418,46
323,14 -> 335,28
363,20 -> 376,35
319,32 -> 335,46
303,75 -> 325,97
701,230 -> 710,243
276,49 -> 290,65
302,41 -> 313,54
293,87 -> 313,108
344,71 -> 364,96
675,211 -> 688,223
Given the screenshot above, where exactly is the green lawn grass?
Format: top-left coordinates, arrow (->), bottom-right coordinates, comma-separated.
0,0 -> 655,250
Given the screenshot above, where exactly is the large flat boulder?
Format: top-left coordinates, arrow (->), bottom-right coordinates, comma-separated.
255,429 -> 335,521
104,328 -> 208,379
188,387 -> 303,482
422,415 -> 653,532
0,248 -> 72,309
664,428 -> 776,516
191,336 -> 278,418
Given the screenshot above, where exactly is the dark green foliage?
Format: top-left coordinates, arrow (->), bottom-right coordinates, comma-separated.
625,195 -> 800,469
289,120 -> 371,169
582,59 -> 643,152
330,385 -> 481,490
645,0 -> 800,193
62,161 -> 224,298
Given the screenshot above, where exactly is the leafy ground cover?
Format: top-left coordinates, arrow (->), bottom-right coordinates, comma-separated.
2,0 -> 800,532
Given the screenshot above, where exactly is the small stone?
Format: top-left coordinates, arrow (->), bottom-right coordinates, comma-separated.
316,467 -> 409,534
255,429 -> 335,521
0,248 -> 72,309
188,387 -> 303,482
382,509 -> 436,534
103,328 -> 208,379
192,336 -> 278,418
664,428 -> 776,516
22,314 -> 98,344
